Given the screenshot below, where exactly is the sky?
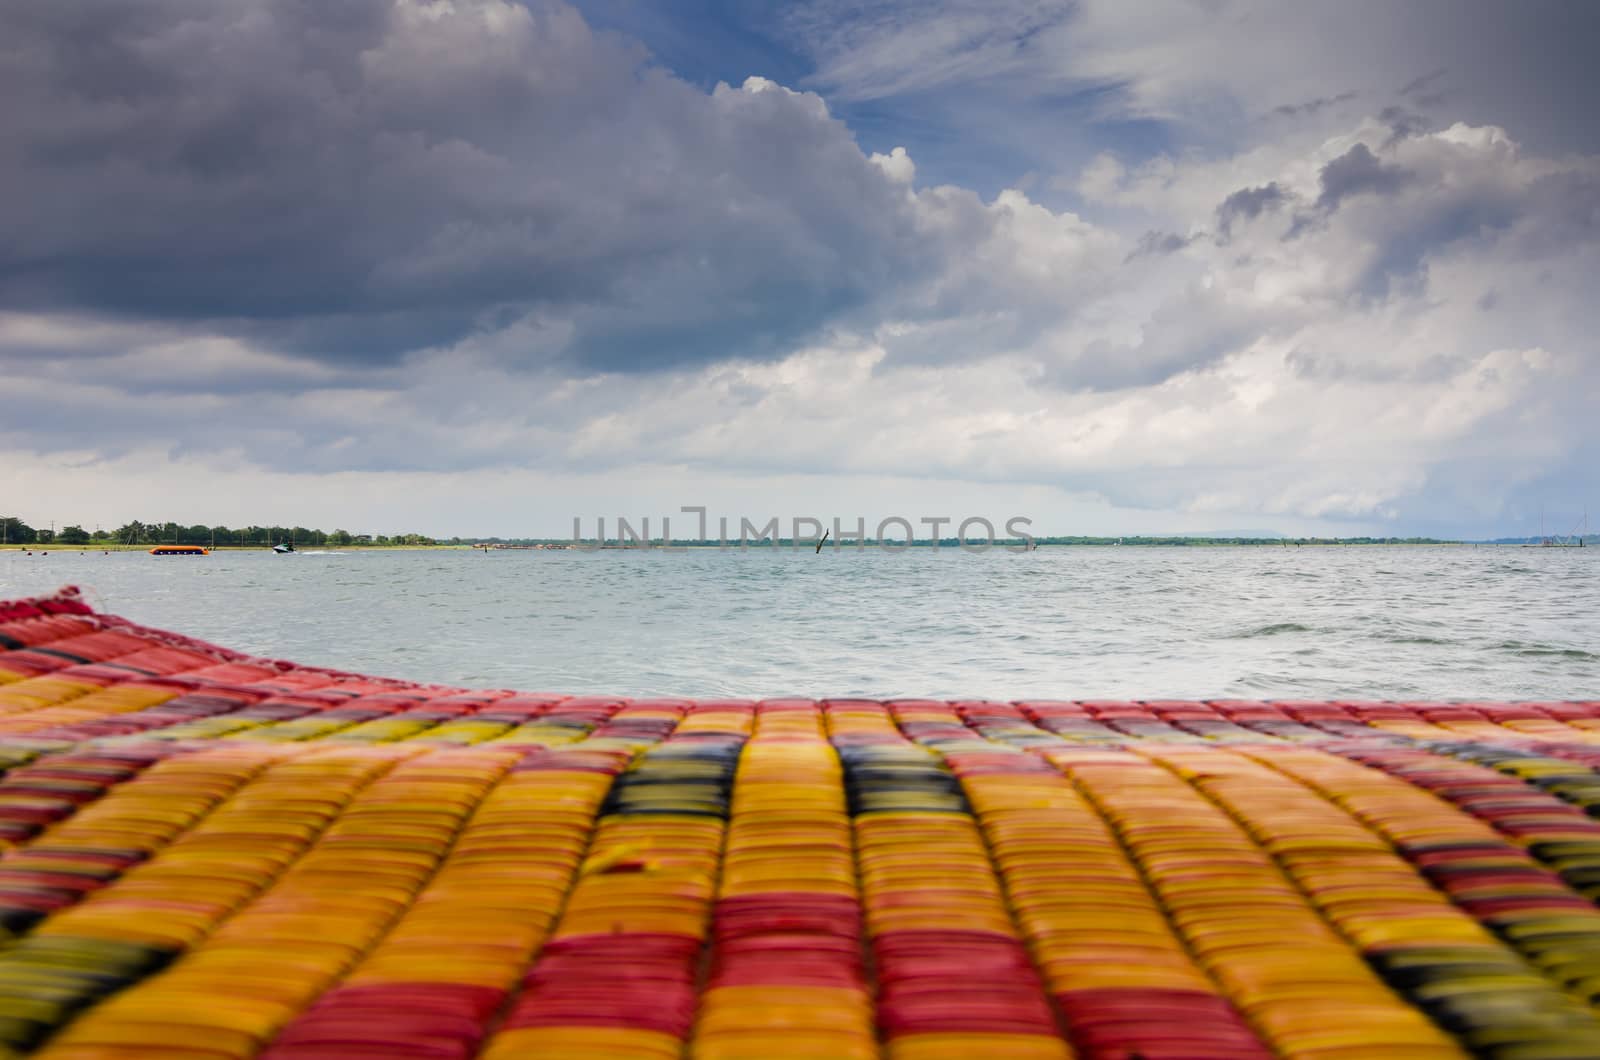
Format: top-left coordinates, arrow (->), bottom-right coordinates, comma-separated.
2,0 -> 1597,540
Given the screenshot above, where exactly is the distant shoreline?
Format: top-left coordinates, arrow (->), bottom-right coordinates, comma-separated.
0,544 -> 465,552
6,537 -> 1594,553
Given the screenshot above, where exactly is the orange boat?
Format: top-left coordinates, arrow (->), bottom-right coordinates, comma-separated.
148,544 -> 208,556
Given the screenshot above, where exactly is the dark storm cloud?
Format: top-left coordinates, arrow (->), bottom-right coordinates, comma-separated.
1378,106 -> 1430,145
1316,144 -> 1411,211
1399,69 -> 1447,101
0,0 -> 933,372
1215,183 -> 1288,238
1271,91 -> 1358,120
1125,230 -> 1196,261
1298,133 -> 1591,299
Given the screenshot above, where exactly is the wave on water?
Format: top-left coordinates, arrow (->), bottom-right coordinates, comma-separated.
1497,642 -> 1599,661
1227,622 -> 1316,638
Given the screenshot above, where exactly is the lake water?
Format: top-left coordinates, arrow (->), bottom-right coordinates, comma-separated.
2,546 -> 1595,700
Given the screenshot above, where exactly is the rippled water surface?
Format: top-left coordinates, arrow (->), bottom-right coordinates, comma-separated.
3,546 -> 1596,699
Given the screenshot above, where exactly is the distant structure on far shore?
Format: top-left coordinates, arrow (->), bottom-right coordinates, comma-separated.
1525,509 -> 1588,548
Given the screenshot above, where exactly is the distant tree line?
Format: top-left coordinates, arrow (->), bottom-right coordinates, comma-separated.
457,534 -> 1464,547
1485,535 -> 1596,546
1,517 -> 436,547
2,516 -> 1479,549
